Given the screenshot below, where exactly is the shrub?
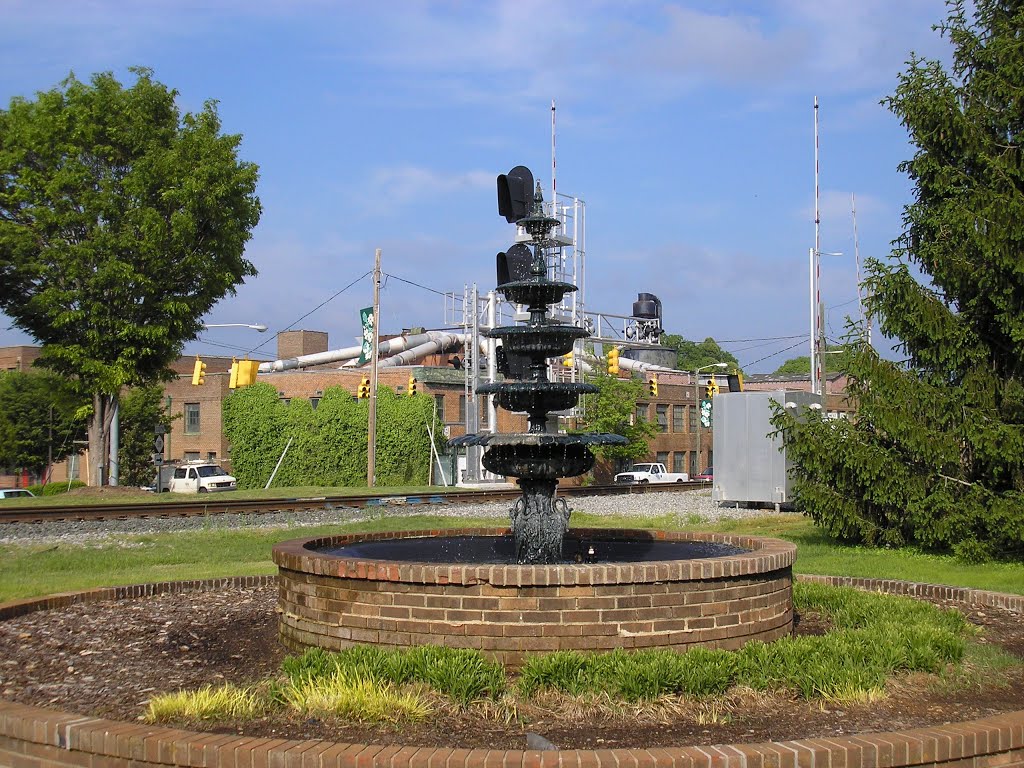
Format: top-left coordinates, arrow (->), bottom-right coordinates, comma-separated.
26,480 -> 86,496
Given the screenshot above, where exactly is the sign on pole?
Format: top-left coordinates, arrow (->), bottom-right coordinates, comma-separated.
358,306 -> 375,364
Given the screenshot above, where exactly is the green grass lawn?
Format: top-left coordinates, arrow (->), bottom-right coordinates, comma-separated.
0,484 -> 457,507
2,510 -> 1022,602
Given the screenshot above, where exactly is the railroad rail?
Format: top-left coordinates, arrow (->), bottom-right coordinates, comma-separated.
0,481 -> 710,525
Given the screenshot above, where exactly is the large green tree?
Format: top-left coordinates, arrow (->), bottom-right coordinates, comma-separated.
574,367 -> 658,474
0,68 -> 261,485
773,0 -> 1024,560
0,370 -> 88,481
661,334 -> 740,373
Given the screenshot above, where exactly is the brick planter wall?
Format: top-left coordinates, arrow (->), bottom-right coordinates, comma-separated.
271,528 -> 796,665
0,574 -> 1022,767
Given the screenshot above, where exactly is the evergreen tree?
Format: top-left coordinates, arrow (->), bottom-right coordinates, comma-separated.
773,0 -> 1024,560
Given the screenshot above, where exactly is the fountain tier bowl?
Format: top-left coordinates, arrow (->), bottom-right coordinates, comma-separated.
272,528 -> 796,666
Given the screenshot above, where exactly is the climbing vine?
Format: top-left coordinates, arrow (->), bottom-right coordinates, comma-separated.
222,383 -> 442,489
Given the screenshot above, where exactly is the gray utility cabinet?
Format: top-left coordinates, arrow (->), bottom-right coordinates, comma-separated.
711,390 -> 821,508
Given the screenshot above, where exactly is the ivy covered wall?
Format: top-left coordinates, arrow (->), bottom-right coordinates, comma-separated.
222,383 -> 441,488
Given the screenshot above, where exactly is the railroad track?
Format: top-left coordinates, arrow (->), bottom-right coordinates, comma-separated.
0,481 -> 710,525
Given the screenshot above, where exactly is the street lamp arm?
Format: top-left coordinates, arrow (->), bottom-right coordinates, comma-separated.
203,323 -> 268,332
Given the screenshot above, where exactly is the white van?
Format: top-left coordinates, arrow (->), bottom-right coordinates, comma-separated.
167,462 -> 238,493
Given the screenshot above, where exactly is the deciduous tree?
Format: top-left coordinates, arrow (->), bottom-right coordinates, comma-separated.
0,370 -> 88,481
0,68 -> 261,485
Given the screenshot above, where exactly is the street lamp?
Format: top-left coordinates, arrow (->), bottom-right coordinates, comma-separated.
203,323 -> 268,332
694,362 -> 728,476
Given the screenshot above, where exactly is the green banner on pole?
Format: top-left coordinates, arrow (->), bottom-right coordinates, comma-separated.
358,306 -> 375,364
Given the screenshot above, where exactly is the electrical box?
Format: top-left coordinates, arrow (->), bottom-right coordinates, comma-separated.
711,389 -> 822,507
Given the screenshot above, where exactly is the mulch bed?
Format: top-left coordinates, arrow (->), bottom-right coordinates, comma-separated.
1,584 -> 1022,750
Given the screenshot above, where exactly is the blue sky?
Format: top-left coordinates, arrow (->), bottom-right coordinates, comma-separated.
0,1 -> 952,372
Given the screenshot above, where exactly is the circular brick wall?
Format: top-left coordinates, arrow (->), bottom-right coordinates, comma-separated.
271,528 -> 797,664
1,575 -> 1023,768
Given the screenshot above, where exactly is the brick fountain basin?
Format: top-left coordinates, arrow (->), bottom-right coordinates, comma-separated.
271,527 -> 797,664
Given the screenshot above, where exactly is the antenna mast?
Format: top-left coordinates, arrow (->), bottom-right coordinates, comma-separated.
852,193 -> 871,346
810,97 -> 823,395
551,100 -> 557,213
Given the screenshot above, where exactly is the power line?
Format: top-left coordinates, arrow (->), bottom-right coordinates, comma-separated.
246,270 -> 372,356
382,272 -> 447,297
739,338 -> 808,370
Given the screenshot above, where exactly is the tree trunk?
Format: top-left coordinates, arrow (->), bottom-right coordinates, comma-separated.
87,392 -> 118,486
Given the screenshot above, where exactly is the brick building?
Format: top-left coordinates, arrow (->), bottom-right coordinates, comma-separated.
2,331 -> 851,488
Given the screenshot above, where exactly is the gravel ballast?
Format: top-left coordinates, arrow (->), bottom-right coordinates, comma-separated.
0,489 -> 788,546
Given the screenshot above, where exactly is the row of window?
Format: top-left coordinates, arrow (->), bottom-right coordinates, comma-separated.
637,403 -> 699,433
650,450 -> 713,476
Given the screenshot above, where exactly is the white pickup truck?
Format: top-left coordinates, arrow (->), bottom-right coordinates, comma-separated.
613,463 -> 689,485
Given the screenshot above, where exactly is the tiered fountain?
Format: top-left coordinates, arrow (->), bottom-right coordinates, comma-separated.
449,171 -> 627,564
272,164 -> 796,666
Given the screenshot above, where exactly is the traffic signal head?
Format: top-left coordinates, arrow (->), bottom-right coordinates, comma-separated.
408,375 -> 418,396
607,347 -> 620,375
357,376 -> 371,399
727,372 -> 744,392
705,380 -> 720,399
229,359 -> 239,389
238,360 -> 258,387
191,358 -> 207,386
562,350 -> 574,368
648,375 -> 659,398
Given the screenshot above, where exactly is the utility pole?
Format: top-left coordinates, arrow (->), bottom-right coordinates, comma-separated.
367,248 -> 381,487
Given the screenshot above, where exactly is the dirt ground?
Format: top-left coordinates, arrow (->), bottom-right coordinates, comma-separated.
1,584 -> 1022,751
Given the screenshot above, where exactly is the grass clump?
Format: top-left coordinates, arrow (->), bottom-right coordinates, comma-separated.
282,644 -> 506,707
144,684 -> 265,723
518,583 -> 972,704
276,669 -> 431,722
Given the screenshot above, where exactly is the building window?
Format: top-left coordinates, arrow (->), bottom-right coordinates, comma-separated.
673,405 -> 684,433
655,404 -> 668,432
310,397 -> 320,410
280,397 -> 291,406
635,403 -> 648,423
673,452 -> 685,474
707,450 -> 713,469
688,405 -> 697,431
689,451 -> 697,476
184,451 -> 200,462
184,403 -> 200,435
656,451 -> 669,466
434,394 -> 445,423
207,452 -> 217,462
458,395 -> 466,423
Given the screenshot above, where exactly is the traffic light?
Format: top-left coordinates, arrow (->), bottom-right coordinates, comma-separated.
191,358 -> 206,386
727,372 -> 744,392
607,346 -> 620,375
408,375 -> 418,396
648,375 -> 659,398
705,380 -> 720,399
357,376 -> 371,399
562,350 -> 574,368
229,359 -> 259,389
237,360 -> 259,387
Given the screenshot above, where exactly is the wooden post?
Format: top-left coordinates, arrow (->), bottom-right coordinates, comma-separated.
367,248 -> 381,487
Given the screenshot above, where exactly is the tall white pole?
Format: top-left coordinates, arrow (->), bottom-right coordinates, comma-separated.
852,193 -> 871,347
486,290 -> 497,433
551,100 -> 557,215
812,97 -> 822,396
